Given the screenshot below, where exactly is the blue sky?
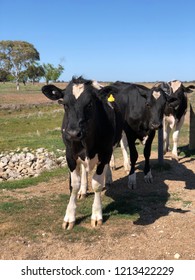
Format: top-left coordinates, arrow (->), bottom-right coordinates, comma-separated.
1,0 -> 195,82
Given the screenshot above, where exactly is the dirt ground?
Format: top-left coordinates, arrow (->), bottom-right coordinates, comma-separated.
0,152 -> 195,260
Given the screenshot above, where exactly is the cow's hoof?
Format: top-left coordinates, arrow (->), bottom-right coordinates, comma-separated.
62,221 -> 75,230
91,219 -> 103,228
128,173 -> 136,189
111,166 -> 116,171
77,193 -> 87,200
171,154 -> 179,161
124,168 -> 130,174
144,170 -> 153,183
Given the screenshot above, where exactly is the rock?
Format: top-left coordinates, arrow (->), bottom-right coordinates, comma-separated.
26,152 -> 35,162
0,157 -> 8,167
56,156 -> 64,164
36,148 -> 45,154
0,148 -> 67,181
10,154 -> 19,163
8,162 -> 15,168
174,253 -> 180,259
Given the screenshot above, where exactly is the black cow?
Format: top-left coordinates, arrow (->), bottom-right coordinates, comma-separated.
163,80 -> 195,159
42,76 -> 123,229
107,81 -> 173,188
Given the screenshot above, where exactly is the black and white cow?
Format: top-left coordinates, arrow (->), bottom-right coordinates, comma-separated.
163,80 -> 195,159
108,81 -> 173,188
42,77 -> 123,229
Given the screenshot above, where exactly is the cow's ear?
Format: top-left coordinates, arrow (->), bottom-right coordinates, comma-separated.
138,88 -> 147,98
184,85 -> 195,93
42,85 -> 64,100
98,86 -> 118,100
160,82 -> 172,96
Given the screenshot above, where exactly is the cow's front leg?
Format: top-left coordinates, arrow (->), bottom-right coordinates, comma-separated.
63,167 -> 80,230
77,163 -> 88,199
91,164 -> 107,227
127,138 -> 138,189
105,164 -> 112,186
143,130 -> 155,183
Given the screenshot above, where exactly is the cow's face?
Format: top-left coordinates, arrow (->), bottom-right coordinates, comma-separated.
42,77 -> 102,142
146,86 -> 168,130
169,80 -> 195,95
62,84 -> 98,142
62,78 -> 104,142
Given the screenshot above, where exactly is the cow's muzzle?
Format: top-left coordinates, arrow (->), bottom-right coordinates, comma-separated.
65,129 -> 84,141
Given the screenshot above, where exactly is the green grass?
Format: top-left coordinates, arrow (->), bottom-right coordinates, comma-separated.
0,194 -> 68,240
0,183 -> 182,242
0,201 -> 25,213
0,82 -> 40,92
0,190 -> 141,242
0,105 -> 64,151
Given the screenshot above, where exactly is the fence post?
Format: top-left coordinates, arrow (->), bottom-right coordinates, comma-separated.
189,94 -> 195,150
158,126 -> 164,164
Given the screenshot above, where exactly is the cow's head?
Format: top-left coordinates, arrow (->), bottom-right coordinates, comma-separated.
42,76 -> 103,142
161,80 -> 195,116
140,83 -> 171,130
168,80 -> 195,94
167,80 -> 195,101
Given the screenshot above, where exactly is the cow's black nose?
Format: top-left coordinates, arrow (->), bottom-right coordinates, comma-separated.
66,129 -> 82,140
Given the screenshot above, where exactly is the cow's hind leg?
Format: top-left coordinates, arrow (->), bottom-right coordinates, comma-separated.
163,120 -> 171,154
109,153 -> 116,171
143,130 -> 155,183
172,115 -> 185,159
63,166 -> 80,230
120,133 -> 130,173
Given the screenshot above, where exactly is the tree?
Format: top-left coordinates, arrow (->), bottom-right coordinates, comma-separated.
26,64 -> 45,84
0,69 -> 10,82
43,63 -> 64,84
0,40 -> 40,90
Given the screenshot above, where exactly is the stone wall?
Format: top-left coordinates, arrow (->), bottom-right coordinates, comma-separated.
0,148 -> 67,182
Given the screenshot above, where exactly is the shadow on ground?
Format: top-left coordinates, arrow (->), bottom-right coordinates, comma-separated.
104,157 -> 194,225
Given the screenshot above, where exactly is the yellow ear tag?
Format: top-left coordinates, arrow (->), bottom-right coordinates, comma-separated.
107,94 -> 115,102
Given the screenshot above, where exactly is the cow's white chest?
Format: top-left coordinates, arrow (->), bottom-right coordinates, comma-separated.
78,154 -> 99,172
